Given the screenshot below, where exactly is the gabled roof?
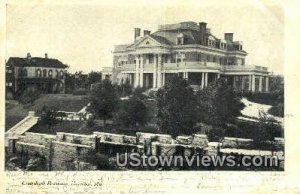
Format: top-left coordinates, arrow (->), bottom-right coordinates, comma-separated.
6,57 -> 68,68
127,35 -> 168,49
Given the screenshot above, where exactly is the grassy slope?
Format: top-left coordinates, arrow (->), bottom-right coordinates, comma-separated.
5,94 -> 89,130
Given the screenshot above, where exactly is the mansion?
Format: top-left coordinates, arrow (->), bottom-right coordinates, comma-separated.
6,53 -> 68,97
102,21 -> 270,92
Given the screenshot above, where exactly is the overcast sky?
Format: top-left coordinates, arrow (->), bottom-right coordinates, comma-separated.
6,0 -> 283,74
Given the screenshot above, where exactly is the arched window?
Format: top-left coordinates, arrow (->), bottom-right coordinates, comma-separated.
60,70 -> 64,79
36,69 -> 41,77
48,70 -> 53,78
56,70 -> 59,78
43,69 -> 47,77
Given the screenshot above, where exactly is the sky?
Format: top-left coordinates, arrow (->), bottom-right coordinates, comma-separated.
5,0 -> 284,74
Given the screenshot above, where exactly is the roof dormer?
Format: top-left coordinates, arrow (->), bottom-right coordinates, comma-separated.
177,33 -> 184,45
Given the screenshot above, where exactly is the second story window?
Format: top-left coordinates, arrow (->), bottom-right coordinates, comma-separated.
60,70 -> 64,79
213,56 -> 216,63
48,70 -> 53,78
207,55 -> 210,62
36,69 -> 41,77
197,54 -> 201,62
177,33 -> 184,45
43,69 -> 47,77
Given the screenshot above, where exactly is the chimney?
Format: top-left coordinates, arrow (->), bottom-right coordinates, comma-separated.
224,33 -> 234,42
45,53 -> 48,58
27,52 -> 31,60
143,30 -> 151,36
134,28 -> 141,41
199,22 -> 207,45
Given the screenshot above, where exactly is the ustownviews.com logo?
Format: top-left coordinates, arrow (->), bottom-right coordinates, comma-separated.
116,153 -> 279,168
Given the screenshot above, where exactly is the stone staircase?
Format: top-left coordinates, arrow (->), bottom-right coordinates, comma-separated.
5,111 -> 39,147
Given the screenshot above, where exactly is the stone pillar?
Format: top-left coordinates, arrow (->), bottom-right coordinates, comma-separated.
259,76 -> 263,92
139,55 -> 144,87
153,54 -> 157,88
157,54 -> 162,88
201,72 -> 205,89
134,56 -> 139,87
186,72 -> 189,80
251,75 -> 256,92
205,72 -> 208,87
217,73 -> 220,79
265,76 -> 269,92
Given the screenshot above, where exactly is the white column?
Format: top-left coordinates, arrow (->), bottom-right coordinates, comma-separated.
139,55 -> 144,87
162,72 -> 165,87
217,73 -> 220,79
153,54 -> 157,88
201,72 -> 205,89
186,72 -> 189,80
205,72 -> 208,87
134,56 -> 139,87
241,76 -> 245,91
251,75 -> 256,92
233,76 -> 236,89
129,74 -> 132,85
265,76 -> 269,92
259,76 -> 263,92
157,54 -> 162,88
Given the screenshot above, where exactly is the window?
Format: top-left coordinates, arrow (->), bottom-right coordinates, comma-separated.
36,69 -> 41,77
43,69 -> 47,77
60,70 -> 64,79
198,54 -> 201,62
56,70 -> 59,78
177,33 -> 184,45
48,70 -> 53,78
177,38 -> 183,45
213,56 -> 216,63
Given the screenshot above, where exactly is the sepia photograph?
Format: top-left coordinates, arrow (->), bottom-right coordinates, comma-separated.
3,0 -> 286,173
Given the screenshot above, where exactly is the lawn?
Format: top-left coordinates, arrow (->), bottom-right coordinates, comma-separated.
5,94 -> 89,130
30,94 -> 89,112
5,101 -> 29,130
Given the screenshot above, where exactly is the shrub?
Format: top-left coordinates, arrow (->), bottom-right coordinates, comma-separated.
268,103 -> 284,117
86,117 -> 95,128
206,126 -> 225,142
72,88 -> 87,95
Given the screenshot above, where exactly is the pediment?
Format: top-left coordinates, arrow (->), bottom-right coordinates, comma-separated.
128,36 -> 162,48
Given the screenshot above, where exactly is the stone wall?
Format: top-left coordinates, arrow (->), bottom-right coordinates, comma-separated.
8,131 -> 285,171
222,137 -> 253,149
51,141 -> 92,171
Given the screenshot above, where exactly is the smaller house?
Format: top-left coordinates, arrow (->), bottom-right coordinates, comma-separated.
6,53 -> 68,97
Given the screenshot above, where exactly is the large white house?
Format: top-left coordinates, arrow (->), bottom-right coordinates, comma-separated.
102,21 -> 269,92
